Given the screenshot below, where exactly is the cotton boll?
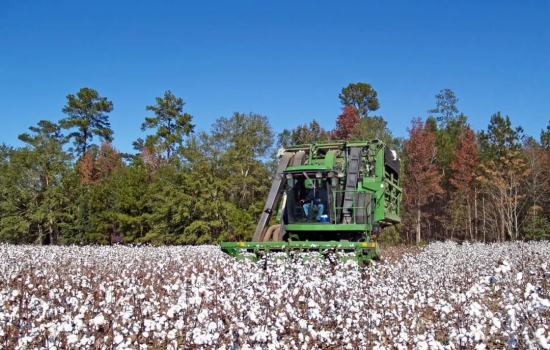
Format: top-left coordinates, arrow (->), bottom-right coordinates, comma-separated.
416,340 -> 428,350
197,310 -> 208,324
470,325 -> 485,342
501,262 -> 511,273
92,313 -> 106,327
524,283 -> 536,297
398,331 -> 409,343
253,331 -> 268,343
62,322 -> 73,332
539,298 -> 550,309
18,336 -> 34,348
66,334 -> 79,345
535,328 -> 550,349
249,310 -> 258,324
193,334 -> 204,345
457,334 -> 468,347
469,302 -> 482,317
308,328 -> 317,340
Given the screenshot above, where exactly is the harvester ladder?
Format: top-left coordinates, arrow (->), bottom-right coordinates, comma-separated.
252,151 -> 295,242
342,147 -> 362,224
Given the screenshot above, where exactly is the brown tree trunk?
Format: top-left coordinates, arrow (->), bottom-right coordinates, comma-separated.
416,208 -> 421,244
474,188 -> 478,241
501,211 -> 506,242
482,197 -> 486,242
467,197 -> 472,240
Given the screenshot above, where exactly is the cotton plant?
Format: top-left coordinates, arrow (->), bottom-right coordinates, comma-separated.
0,241 -> 549,349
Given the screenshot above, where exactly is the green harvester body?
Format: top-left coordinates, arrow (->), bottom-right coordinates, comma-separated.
221,139 -> 402,263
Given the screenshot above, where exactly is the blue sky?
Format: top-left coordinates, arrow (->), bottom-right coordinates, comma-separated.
1,0 -> 548,154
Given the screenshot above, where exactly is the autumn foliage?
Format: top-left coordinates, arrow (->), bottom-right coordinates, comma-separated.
332,106 -> 359,140
450,128 -> 478,192
77,142 -> 123,185
448,128 -> 479,239
403,117 -> 443,243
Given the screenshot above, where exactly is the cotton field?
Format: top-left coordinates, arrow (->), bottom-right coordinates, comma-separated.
0,241 -> 549,350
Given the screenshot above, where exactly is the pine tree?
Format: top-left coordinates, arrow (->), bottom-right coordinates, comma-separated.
60,88 -> 114,157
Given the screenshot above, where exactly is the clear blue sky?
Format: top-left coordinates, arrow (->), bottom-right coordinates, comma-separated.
1,0 -> 548,154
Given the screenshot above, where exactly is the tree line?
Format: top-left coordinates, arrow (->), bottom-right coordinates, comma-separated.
0,84 -> 548,246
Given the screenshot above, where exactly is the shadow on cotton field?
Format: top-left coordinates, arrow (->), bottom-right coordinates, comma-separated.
0,241 -> 549,349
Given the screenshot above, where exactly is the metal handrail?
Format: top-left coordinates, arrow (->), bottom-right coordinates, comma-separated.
331,189 -> 367,225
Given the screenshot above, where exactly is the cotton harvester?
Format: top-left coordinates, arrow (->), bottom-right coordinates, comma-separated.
220,139 -> 402,263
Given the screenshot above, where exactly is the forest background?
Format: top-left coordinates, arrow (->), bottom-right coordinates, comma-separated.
1,83 -> 549,246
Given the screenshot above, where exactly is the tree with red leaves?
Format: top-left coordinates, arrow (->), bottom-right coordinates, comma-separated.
403,117 -> 443,244
331,106 -> 359,141
77,142 -> 123,185
77,151 -> 96,185
449,128 -> 479,240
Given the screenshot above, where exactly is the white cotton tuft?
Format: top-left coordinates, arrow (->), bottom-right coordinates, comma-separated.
92,314 -> 106,327
416,340 -> 428,350
66,334 -> 79,345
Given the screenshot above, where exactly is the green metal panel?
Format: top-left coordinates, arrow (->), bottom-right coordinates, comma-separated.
384,212 -> 401,223
285,164 -> 332,172
323,150 -> 337,169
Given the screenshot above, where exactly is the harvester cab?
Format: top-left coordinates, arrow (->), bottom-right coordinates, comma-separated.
288,176 -> 327,223
220,140 -> 401,263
